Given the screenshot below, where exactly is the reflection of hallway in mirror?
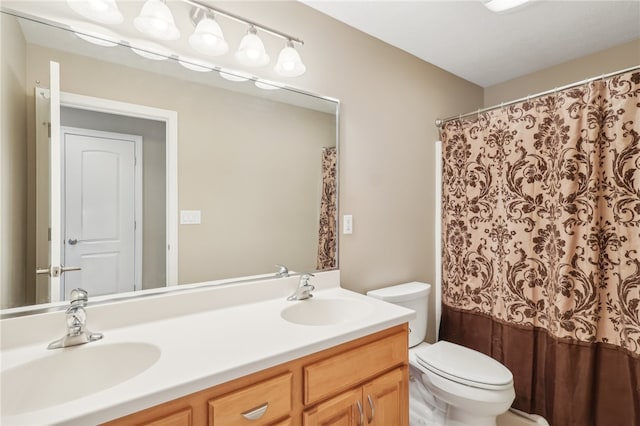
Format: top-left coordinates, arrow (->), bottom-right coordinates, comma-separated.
62,127 -> 138,299
59,108 -> 167,297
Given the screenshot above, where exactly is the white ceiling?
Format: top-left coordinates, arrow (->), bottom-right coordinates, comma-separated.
301,0 -> 640,87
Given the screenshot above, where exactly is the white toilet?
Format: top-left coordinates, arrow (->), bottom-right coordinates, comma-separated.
368,282 -> 515,426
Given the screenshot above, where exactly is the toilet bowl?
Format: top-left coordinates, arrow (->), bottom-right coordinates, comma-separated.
410,342 -> 515,426
368,283 -> 515,426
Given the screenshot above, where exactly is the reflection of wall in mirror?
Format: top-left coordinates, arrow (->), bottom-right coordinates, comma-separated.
1,14 -> 28,308
4,24 -> 336,307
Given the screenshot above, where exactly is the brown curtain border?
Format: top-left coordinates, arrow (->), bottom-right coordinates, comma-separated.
440,303 -> 640,361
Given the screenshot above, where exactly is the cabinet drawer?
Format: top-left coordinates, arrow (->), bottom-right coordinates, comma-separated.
304,331 -> 407,405
208,372 -> 292,426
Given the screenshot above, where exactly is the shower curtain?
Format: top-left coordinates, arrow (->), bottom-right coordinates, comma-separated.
316,146 -> 337,270
439,69 -> 640,426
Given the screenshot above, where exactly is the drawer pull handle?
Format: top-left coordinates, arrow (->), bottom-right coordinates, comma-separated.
356,400 -> 364,426
241,402 -> 268,420
367,394 -> 375,422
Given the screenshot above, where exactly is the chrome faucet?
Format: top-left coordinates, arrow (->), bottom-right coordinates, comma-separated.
287,273 -> 315,301
275,264 -> 290,278
47,288 -> 104,350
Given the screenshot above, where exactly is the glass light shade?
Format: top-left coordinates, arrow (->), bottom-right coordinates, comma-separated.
189,17 -> 229,56
134,0 -> 180,41
255,80 -> 284,90
178,57 -> 215,73
71,23 -> 120,47
66,0 -> 123,24
274,43 -> 306,77
219,69 -> 252,82
483,0 -> 530,12
130,40 -> 173,61
235,28 -> 269,67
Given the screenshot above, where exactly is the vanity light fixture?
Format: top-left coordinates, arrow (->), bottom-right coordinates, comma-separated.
66,0 -> 123,25
69,0 -> 307,77
483,0 -> 530,12
134,0 -> 180,41
235,26 -> 270,67
130,40 -> 173,61
189,9 -> 229,56
274,40 -> 306,77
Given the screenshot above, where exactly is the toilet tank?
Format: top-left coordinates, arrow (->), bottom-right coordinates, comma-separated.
367,282 -> 431,348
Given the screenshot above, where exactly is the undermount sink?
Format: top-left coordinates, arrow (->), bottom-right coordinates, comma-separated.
1,342 -> 161,416
281,297 -> 373,326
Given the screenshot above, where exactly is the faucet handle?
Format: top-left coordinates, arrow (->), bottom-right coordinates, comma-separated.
69,288 -> 88,306
299,273 -> 315,285
275,264 -> 289,277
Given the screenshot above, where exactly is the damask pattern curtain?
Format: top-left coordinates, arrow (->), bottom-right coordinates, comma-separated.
316,147 -> 337,270
440,69 -> 640,425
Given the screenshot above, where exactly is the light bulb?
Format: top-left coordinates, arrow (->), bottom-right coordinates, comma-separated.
154,19 -> 168,31
282,61 -> 296,71
88,0 -> 108,12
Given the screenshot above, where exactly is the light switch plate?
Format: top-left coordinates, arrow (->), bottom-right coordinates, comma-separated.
180,210 -> 201,225
343,214 -> 353,234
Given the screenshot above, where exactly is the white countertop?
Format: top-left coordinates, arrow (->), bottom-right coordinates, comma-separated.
0,272 -> 414,425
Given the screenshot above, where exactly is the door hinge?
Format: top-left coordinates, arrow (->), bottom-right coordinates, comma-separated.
47,122 -> 51,138
48,227 -> 51,241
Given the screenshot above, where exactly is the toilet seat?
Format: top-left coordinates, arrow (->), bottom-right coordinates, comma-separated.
414,341 -> 513,391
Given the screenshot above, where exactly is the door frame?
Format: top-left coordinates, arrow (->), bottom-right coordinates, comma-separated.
60,126 -> 143,297
36,91 -> 178,303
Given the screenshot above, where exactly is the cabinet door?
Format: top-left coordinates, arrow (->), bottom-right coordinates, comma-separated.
303,388 -> 363,426
362,368 -> 407,426
142,408 -> 192,426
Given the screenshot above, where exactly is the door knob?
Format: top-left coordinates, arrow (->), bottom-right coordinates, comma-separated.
68,239 -> 78,245
35,265 -> 81,277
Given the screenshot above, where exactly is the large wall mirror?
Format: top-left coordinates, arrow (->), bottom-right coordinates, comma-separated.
1,2 -> 338,313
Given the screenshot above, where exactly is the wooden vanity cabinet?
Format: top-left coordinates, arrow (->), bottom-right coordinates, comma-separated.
102,324 -> 408,426
303,368 -> 406,426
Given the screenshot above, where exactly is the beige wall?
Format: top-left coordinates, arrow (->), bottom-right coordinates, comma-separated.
216,1 -> 484,342
59,108 -> 167,290
484,38 -> 640,107
1,14 -> 28,308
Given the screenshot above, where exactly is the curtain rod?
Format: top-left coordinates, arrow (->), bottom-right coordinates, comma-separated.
435,64 -> 640,129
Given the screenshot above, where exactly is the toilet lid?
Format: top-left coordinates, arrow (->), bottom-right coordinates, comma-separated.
415,341 -> 513,390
